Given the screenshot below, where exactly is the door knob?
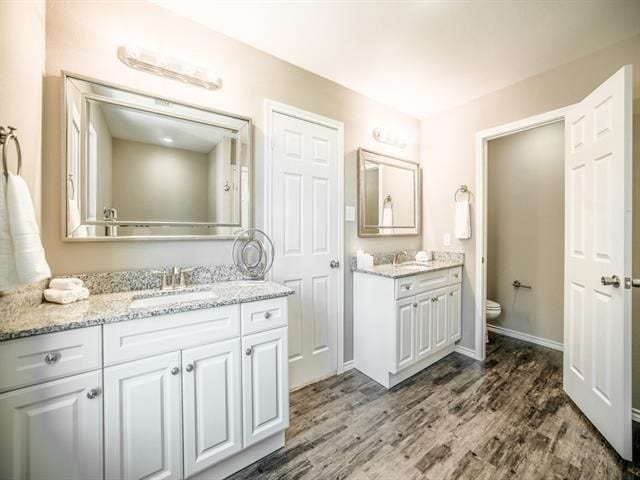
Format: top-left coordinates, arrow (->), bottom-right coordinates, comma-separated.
330,260 -> 340,269
624,278 -> 640,289
601,275 -> 620,288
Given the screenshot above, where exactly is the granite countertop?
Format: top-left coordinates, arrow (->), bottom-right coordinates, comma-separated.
0,281 -> 294,341
353,260 -> 464,279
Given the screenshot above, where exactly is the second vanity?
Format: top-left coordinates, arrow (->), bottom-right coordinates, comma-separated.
0,276 -> 293,480
353,253 -> 463,388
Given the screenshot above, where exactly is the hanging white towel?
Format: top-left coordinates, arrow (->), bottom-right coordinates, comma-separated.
0,177 -> 18,290
6,173 -> 51,286
67,198 -> 87,237
381,206 -> 394,234
454,200 -> 471,239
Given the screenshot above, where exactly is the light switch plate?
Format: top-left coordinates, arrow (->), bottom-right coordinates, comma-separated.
345,206 -> 356,222
443,233 -> 451,246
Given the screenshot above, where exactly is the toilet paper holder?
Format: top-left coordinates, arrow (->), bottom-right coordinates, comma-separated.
512,280 -> 532,290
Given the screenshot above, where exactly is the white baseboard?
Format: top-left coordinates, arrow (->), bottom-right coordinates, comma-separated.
487,324 -> 563,352
343,360 -> 354,372
454,344 -> 480,360
632,408 -> 640,423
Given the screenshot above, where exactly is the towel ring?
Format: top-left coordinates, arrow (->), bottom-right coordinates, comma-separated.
1,126 -> 22,178
454,185 -> 470,202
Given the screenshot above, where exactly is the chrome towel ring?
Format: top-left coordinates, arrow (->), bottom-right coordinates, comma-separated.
1,126 -> 22,178
454,184 -> 470,202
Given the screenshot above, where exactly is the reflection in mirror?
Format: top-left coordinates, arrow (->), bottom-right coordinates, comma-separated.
64,73 -> 251,240
358,148 -> 420,237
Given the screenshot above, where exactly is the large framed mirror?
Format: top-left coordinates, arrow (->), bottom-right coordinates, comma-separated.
63,72 -> 252,240
358,148 -> 421,237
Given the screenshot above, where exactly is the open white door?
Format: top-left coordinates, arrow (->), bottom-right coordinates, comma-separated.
564,65 -> 633,460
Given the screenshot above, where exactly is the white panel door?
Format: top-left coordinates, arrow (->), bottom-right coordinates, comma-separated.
0,371 -> 103,480
242,327 -> 289,447
182,339 -> 242,478
432,288 -> 449,350
564,65 -> 632,459
394,297 -> 416,372
271,111 -> 340,389
104,352 -> 182,480
415,292 -> 433,361
447,284 -> 462,343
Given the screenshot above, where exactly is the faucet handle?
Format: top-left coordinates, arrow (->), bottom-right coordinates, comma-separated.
178,267 -> 195,288
152,270 -> 168,289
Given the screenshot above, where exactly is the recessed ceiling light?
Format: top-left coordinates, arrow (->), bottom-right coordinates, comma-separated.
162,136 -> 174,143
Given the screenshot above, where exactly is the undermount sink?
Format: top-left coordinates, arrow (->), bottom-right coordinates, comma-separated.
130,290 -> 219,309
390,261 -> 434,270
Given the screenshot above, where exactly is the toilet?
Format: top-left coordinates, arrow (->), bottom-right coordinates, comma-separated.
485,299 -> 502,321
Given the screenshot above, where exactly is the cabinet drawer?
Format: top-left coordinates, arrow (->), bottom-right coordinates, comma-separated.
103,305 -> 240,366
395,269 -> 449,299
448,267 -> 462,284
0,326 -> 102,392
241,297 -> 288,335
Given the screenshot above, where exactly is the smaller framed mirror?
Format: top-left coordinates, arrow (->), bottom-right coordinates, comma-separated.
358,148 -> 421,237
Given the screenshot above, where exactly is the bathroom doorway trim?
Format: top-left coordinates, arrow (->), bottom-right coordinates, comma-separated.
263,99 -> 346,376
474,105 -> 572,361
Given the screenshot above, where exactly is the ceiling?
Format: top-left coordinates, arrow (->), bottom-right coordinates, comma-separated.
151,0 -> 640,118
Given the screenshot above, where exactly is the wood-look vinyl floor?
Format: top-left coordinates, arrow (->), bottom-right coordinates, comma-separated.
230,334 -> 640,479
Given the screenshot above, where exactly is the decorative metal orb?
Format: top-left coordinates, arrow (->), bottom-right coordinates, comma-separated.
232,229 -> 275,280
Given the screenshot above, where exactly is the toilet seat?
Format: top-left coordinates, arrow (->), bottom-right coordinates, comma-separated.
486,300 -> 501,310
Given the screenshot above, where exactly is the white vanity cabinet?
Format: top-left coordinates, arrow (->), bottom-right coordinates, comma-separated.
354,266 -> 462,388
0,295 -> 289,480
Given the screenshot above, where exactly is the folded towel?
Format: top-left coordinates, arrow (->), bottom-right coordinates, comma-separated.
44,288 -> 78,305
454,200 -> 471,240
74,286 -> 90,301
0,176 -> 18,291
49,277 -> 84,290
6,174 -> 51,285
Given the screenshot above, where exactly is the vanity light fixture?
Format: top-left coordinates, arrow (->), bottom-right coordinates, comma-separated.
372,127 -> 407,149
117,45 -> 222,90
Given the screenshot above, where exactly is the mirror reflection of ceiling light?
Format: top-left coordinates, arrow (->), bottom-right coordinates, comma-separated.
162,136 -> 174,143
117,45 -> 222,90
372,127 -> 407,149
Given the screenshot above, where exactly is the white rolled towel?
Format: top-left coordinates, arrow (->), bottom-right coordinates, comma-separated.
49,277 -> 83,290
44,289 -> 78,304
74,286 -> 90,301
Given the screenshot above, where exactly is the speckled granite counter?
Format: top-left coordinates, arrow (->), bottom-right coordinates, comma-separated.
0,281 -> 294,341
352,250 -> 464,279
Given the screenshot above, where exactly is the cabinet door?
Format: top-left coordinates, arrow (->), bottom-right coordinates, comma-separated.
182,339 -> 242,477
0,371 -> 103,480
393,297 -> 417,372
242,327 -> 289,447
448,284 -> 462,342
416,292 -> 434,360
104,352 -> 182,480
433,288 -> 449,350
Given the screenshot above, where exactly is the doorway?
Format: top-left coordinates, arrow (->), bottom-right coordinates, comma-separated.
264,100 -> 345,390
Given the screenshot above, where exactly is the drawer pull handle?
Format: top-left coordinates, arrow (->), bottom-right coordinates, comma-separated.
44,352 -> 59,365
171,367 -> 180,375
185,364 -> 194,373
245,348 -> 253,356
86,388 -> 101,399
264,311 -> 271,319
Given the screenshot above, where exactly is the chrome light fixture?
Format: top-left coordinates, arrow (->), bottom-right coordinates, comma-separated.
117,45 -> 222,90
372,127 -> 407,149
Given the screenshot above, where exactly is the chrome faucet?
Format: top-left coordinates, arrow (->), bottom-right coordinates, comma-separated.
153,267 -> 195,290
393,251 -> 408,265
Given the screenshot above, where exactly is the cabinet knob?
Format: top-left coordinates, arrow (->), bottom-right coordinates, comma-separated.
403,285 -> 411,290
264,311 -> 271,319
86,388 -> 101,399
44,352 -> 59,365
185,364 -> 194,373
171,367 -> 180,375
245,348 -> 253,356
454,273 -> 459,278
413,302 -> 418,307
450,292 -> 454,296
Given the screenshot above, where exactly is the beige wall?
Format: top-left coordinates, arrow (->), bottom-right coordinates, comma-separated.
420,34 -> 640,405
0,0 -> 45,222
42,0 -> 421,362
487,122 -> 564,343
111,139 -> 209,222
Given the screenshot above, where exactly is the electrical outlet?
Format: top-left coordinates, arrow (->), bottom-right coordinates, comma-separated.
443,233 -> 451,246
